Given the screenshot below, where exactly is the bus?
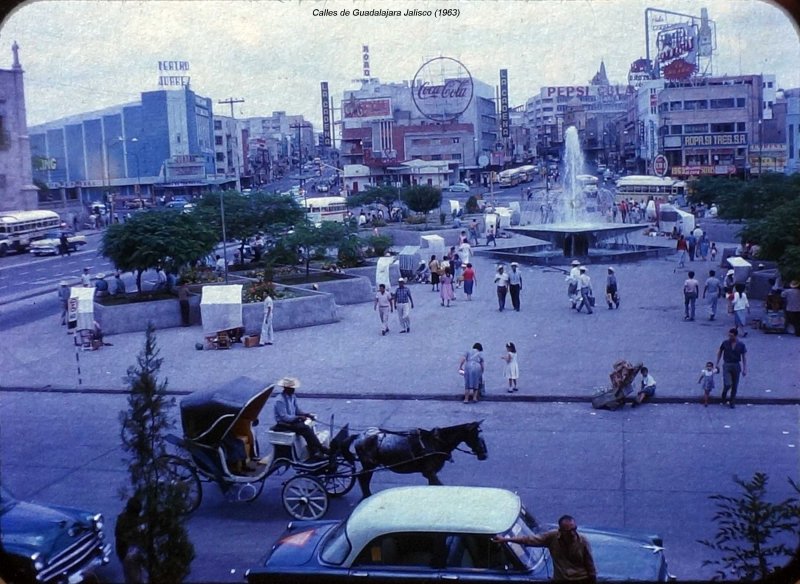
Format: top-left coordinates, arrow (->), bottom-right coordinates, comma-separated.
498,168 -> 525,188
517,165 -> 538,182
0,209 -> 62,256
303,196 -> 348,226
576,174 -> 599,195
615,175 -> 687,204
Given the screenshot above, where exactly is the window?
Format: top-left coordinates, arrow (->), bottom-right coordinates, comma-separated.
736,98 -> 746,107
353,533 -> 448,569
710,123 -> 735,133
214,120 -> 222,130
452,137 -> 460,144
684,100 -> 708,111
737,122 -> 746,132
710,98 -> 735,109
768,81 -> 774,88
684,123 -> 709,134
669,101 -> 683,111
670,125 -> 683,135
215,136 -> 223,146
216,153 -> 225,162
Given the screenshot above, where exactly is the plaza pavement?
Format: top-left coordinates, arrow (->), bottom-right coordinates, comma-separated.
1,225 -> 799,405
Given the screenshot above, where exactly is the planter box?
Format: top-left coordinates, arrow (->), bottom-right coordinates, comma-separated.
242,288 -> 338,334
294,275 -> 373,304
95,294 -> 201,335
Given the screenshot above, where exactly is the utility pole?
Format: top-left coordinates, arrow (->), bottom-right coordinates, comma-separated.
218,97 -> 244,192
217,97 -> 243,284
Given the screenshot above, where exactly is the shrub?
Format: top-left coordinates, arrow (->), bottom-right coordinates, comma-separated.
405,215 -> 427,225
466,195 -> 481,214
338,235 -> 366,267
366,234 -> 394,257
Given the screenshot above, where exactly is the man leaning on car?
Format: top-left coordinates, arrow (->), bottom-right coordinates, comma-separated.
493,514 -> 597,584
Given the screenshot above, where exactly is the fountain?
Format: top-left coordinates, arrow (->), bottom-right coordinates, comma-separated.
485,126 -> 670,265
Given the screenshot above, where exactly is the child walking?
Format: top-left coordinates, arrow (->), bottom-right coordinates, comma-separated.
501,342 -> 519,392
710,242 -> 718,263
697,361 -> 718,407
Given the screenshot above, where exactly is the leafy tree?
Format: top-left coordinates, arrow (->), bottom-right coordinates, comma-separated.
285,221 -> 346,275
465,195 -> 481,214
100,210 -> 217,292
119,324 -> 195,583
366,234 -> 394,257
740,197 -> 800,282
698,472 -> 798,580
401,185 -> 442,223
346,185 -> 400,210
337,234 -> 366,267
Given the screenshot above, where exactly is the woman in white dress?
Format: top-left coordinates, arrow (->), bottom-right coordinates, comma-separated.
501,342 -> 519,392
259,292 -> 274,346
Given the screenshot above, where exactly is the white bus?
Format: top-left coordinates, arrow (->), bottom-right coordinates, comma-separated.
517,165 -> 538,182
303,196 -> 348,226
576,174 -> 599,195
615,175 -> 686,204
0,209 -> 62,256
498,168 -> 525,188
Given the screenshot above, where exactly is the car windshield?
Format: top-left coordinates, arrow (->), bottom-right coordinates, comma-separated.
319,520 -> 351,565
499,505 -> 549,576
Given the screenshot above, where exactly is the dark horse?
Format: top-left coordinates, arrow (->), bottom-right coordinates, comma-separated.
342,421 -> 488,497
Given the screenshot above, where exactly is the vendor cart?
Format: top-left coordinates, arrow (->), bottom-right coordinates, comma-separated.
200,284 -> 245,348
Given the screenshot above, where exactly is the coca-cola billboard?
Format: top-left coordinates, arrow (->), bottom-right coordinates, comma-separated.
412,57 -> 474,122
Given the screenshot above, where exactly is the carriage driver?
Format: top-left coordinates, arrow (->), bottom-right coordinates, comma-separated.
273,377 -> 329,459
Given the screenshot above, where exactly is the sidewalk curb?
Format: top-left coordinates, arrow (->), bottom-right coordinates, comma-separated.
2,385 -> 798,406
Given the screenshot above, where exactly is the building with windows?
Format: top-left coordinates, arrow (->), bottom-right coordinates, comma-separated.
784,88 -> 800,175
338,76 -> 497,191
657,75 -> 766,177
30,85 -> 215,209
0,42 -> 37,212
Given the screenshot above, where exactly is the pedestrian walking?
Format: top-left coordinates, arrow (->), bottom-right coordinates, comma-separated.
715,328 -> 748,408
468,219 -> 480,246
457,240 -> 472,267
508,262 -> 523,311
178,281 -> 192,327
440,267 -> 455,307
675,235 -> 689,270
486,225 -> 497,247
698,233 -> 710,260
392,278 -> 414,333
566,259 -> 581,309
501,342 -> 519,392
493,515 -> 597,584
80,267 -> 91,287
58,281 -> 70,325
697,361 -> 718,407
429,255 -> 441,292
462,262 -> 476,300
458,342 -> 484,404
683,270 -> 700,321
59,232 -> 70,256
605,267 -> 619,309
576,267 -> 594,314
452,253 -> 463,288
703,269 -> 723,320
494,265 -> 509,311
259,290 -> 274,344
781,280 -> 800,336
731,283 -> 750,336
686,232 -> 697,262
710,242 -> 718,263
374,283 -> 393,335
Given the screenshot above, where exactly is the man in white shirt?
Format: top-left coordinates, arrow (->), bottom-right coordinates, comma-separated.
576,267 -> 594,314
566,259 -> 581,309
494,265 -> 510,311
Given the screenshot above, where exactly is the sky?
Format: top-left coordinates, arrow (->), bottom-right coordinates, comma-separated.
0,0 -> 798,129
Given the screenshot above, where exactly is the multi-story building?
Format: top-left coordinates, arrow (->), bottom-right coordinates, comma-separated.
784,88 -> 800,175
0,43 -> 37,212
338,76 -> 497,191
237,112 -> 315,185
657,74 -> 766,178
30,85 -> 215,207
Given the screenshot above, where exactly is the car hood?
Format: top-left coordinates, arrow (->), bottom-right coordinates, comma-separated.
264,521 -> 339,568
579,526 -> 668,581
0,500 -> 93,558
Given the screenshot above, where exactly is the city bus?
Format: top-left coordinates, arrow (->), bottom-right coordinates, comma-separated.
0,209 -> 62,256
615,175 -> 687,204
303,196 -> 348,226
576,174 -> 599,195
517,165 -> 538,182
498,168 -> 525,188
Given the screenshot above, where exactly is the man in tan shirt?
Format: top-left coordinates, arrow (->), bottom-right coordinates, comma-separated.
493,515 -> 597,583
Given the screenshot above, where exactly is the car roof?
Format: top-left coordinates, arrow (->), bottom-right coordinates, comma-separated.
346,486 -> 520,543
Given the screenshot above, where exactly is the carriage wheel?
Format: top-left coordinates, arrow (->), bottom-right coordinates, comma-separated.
318,459 -> 356,498
282,475 -> 329,520
157,456 -> 202,514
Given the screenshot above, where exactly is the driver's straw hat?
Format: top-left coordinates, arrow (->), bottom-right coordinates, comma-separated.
277,377 -> 300,390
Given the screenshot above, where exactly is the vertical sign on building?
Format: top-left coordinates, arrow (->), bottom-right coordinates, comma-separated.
362,45 -> 370,78
320,82 -> 332,147
499,69 -> 510,138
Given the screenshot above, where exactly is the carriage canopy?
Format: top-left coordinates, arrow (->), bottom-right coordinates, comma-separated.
179,376 -> 273,446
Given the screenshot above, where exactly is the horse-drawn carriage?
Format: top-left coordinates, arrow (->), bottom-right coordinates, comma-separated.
162,377 -> 355,520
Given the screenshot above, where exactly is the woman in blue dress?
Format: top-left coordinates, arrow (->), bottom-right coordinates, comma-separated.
458,342 -> 484,404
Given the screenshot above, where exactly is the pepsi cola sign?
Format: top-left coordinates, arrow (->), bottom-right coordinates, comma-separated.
412,57 -> 474,122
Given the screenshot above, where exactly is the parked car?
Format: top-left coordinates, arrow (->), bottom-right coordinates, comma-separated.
0,485 -> 111,584
445,182 -> 470,193
316,182 -> 330,193
246,486 -> 673,583
29,230 -> 88,256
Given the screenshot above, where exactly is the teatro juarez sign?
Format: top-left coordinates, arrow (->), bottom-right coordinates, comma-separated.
412,57 -> 473,122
